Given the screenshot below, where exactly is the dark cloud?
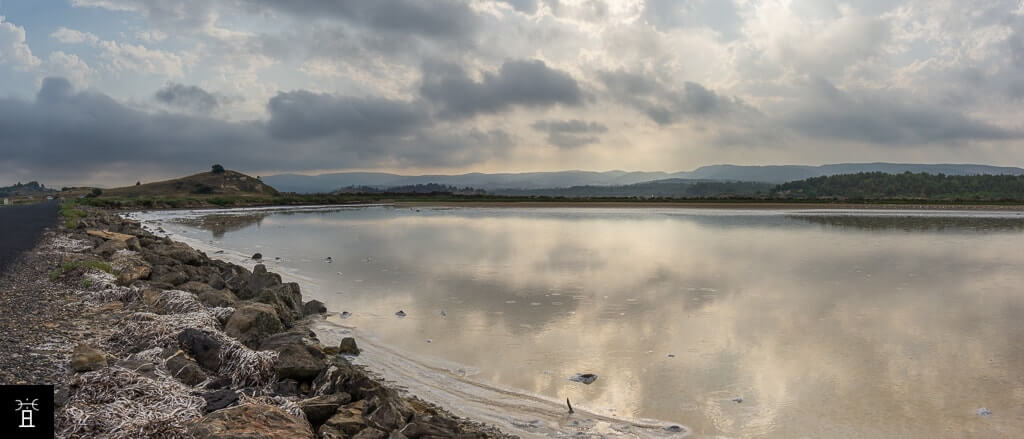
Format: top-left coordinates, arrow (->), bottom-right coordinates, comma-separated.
245,0 -> 478,41
155,83 -> 222,113
786,79 -> 1019,145
531,119 -> 607,148
0,77 -> 511,185
599,70 -> 752,125
266,90 -> 427,140
421,59 -> 584,118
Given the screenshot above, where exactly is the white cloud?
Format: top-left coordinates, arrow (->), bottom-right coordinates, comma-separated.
51,27 -> 100,44
0,16 -> 41,70
44,51 -> 96,86
136,29 -> 167,43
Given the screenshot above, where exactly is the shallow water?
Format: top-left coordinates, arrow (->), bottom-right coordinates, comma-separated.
139,206 -> 1024,437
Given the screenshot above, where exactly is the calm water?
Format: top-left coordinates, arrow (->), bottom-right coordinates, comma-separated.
152,206 -> 1024,437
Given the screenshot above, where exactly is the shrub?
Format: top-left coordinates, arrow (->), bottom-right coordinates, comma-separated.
211,164 -> 225,174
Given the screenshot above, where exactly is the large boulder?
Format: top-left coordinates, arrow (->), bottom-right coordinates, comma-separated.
255,283 -> 304,324
303,300 -> 327,316
93,239 -> 127,257
166,352 -> 208,386
220,265 -> 252,295
259,332 -> 327,381
154,242 -> 205,266
197,289 -> 238,308
177,281 -> 216,295
298,392 -> 352,427
243,264 -> 282,299
152,270 -> 189,286
70,343 -> 107,372
339,337 -> 360,356
225,302 -> 284,348
202,389 -> 239,414
353,428 -> 388,439
320,401 -> 368,437
363,394 -> 413,432
398,416 -> 459,438
177,328 -> 223,371
189,403 -> 314,439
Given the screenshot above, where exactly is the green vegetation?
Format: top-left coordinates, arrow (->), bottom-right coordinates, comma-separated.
49,259 -> 113,281
773,172 -> 1024,201
211,164 -> 225,174
59,202 -> 87,228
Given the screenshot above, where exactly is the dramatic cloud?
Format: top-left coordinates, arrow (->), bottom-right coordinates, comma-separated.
0,15 -> 40,69
245,0 -> 479,41
531,119 -> 608,148
266,90 -> 427,140
421,59 -> 584,118
155,83 -> 222,113
599,70 -> 753,125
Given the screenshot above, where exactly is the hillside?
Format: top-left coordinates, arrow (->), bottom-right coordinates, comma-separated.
0,181 -> 56,197
103,169 -> 279,198
490,179 -> 774,198
773,172 -> 1024,200
263,163 -> 1024,193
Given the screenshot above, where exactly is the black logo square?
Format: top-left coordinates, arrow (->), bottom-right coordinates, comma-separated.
1,385 -> 54,438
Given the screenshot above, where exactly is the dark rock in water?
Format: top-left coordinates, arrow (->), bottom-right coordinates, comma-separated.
395,310 -> 406,317
189,403 -> 314,438
364,394 -> 414,431
664,425 -> 686,433
274,378 -> 300,396
166,352 -> 208,386
303,299 -> 327,316
251,252 -> 262,260
70,343 -> 107,373
977,408 -> 993,416
299,392 -> 353,427
339,337 -> 360,356
399,415 -> 459,438
731,397 -> 743,403
340,311 -> 352,318
569,373 -> 598,384
202,389 -> 239,413
225,302 -> 285,349
178,328 -> 223,371
214,250 -> 224,254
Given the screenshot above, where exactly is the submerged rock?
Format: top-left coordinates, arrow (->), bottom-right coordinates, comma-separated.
339,337 -> 360,356
303,299 -> 327,316
569,373 -> 598,384
664,425 -> 686,433
977,408 -> 993,416
251,252 -> 262,260
395,310 -> 406,317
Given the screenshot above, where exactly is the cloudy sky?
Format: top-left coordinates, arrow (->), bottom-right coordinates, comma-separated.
1,0 -> 1023,187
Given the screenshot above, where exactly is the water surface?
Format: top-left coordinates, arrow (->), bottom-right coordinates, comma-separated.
143,206 -> 1024,438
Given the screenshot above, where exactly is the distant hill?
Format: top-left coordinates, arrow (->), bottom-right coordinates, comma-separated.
774,172 -> 1024,200
491,179 -> 774,198
0,181 -> 56,197
263,163 -> 1024,193
103,169 -> 279,197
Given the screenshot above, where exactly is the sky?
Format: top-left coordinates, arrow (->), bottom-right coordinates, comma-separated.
1,0 -> 1023,187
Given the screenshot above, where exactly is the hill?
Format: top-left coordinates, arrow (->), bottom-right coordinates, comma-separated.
0,181 -> 56,198
102,169 -> 279,198
263,163 -> 1024,193
773,172 -> 1024,200
490,179 -> 774,198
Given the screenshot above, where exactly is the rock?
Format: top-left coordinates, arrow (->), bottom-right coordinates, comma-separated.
197,289 -> 238,308
399,416 -> 459,438
189,403 -> 314,438
731,397 -> 743,403
177,328 -> 223,371
225,302 -> 285,348
165,244 -> 204,265
94,239 -> 127,257
70,343 -> 107,372
202,389 -> 239,414
977,408 -> 993,416
273,379 -> 300,396
166,352 -> 208,386
569,373 -> 598,384
117,263 -> 152,285
664,425 -> 686,433
339,337 -> 360,356
207,273 -> 227,289
395,310 -> 406,317
303,299 -> 327,316
255,283 -> 304,323
340,311 -> 352,319
205,376 -> 232,390
115,358 -> 157,379
264,339 -> 326,381
220,265 -> 252,294
252,252 -> 263,260
363,395 -> 413,431
178,281 -> 216,295
298,392 -> 352,427
324,346 -> 340,355
242,264 -> 281,299
321,401 -> 368,437
353,427 -> 388,439
153,270 -> 189,286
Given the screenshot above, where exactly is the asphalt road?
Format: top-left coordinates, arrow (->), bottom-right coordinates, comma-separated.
0,201 -> 58,274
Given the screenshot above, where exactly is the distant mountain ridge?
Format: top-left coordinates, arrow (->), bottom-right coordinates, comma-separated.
0,181 -> 55,197
262,163 -> 1024,193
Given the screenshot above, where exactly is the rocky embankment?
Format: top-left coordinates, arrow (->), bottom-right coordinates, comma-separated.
29,207 -> 512,438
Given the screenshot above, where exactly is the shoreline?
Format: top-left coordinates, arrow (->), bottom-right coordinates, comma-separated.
2,206 -> 518,438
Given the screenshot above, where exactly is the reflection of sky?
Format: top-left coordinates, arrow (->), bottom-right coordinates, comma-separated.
176,207 -> 1024,437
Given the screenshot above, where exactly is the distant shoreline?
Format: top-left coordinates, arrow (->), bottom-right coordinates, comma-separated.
393,200 -> 1024,210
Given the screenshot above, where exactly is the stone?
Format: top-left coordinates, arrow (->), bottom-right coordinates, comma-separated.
94,239 -> 127,257
225,302 -> 284,348
363,395 -> 413,432
202,389 -> 239,414
166,352 -> 208,386
153,270 -> 189,286
354,427 -> 388,439
399,416 -> 459,438
207,273 -> 226,289
298,392 -> 353,427
255,283 -> 303,323
339,337 -> 360,356
189,403 -> 314,438
273,379 -> 300,396
569,373 -> 598,384
197,289 -> 238,308
70,343 -> 107,372
242,264 -> 281,299
252,252 -> 263,260
177,328 -> 223,371
220,265 -> 252,294
269,342 -> 326,381
117,263 -> 151,285
178,281 -> 216,295
321,402 -> 368,437
303,299 -> 327,316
